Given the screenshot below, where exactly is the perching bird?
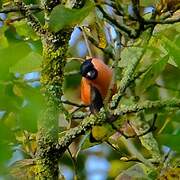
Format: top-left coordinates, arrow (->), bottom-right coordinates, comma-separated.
80,58 -> 115,113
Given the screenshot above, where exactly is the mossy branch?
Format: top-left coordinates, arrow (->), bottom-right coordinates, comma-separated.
57,108 -> 107,154
110,56 -> 141,109
15,1 -> 46,37
0,4 -> 42,13
36,28 -> 72,178
110,26 -> 155,110
114,99 -> 180,116
57,99 -> 180,155
144,16 -> 180,25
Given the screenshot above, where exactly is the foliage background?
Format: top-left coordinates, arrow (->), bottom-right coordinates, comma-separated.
0,0 -> 180,179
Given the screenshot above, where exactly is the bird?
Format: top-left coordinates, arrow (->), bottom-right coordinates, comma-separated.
80,57 -> 116,113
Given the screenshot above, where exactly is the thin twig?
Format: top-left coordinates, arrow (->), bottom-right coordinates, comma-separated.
5,16 -> 27,24
61,100 -> 87,108
110,115 -> 157,139
67,57 -> 84,63
79,27 -> 93,57
155,83 -> 180,92
106,140 -> 123,154
67,148 -> 79,180
64,70 -> 80,76
131,0 -> 144,29
144,17 -> 180,25
95,3 -> 137,38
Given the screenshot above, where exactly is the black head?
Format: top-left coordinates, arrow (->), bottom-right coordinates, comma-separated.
80,59 -> 98,80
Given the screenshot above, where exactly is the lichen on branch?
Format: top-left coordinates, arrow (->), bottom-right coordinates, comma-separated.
56,99 -> 180,155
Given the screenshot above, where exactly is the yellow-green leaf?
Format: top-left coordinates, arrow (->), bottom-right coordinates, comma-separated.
10,52 -> 42,74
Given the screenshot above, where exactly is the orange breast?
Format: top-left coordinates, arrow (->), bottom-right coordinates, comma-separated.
81,77 -> 91,105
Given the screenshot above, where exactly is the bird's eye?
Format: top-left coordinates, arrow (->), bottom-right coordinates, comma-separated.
87,71 -> 93,77
86,69 -> 98,80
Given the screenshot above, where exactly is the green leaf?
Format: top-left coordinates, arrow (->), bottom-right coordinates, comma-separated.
137,55 -> 169,93
158,134 -> 180,151
109,160 -> 132,178
120,47 -> 143,67
81,124 -> 114,150
115,163 -> 152,180
0,28 -> 8,49
18,86 -> 45,132
140,0 -> 156,6
10,52 -> 42,74
0,123 -> 15,143
0,42 -> 31,80
161,64 -> 180,92
80,133 -> 101,150
0,83 -> 21,111
0,123 -> 14,165
0,143 -> 12,165
162,36 -> 180,68
13,20 -> 38,40
49,1 -> 95,32
19,105 -> 38,132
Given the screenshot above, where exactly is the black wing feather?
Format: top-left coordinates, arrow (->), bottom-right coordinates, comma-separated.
90,85 -> 103,113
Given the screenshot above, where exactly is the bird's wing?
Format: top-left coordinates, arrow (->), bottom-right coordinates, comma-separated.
90,85 -> 103,113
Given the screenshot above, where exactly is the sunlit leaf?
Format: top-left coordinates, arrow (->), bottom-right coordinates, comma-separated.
81,133 -> 101,150
162,36 -> 180,68
10,52 -> 42,74
0,42 -> 31,80
140,0 -> 156,6
49,1 -> 95,32
120,47 -> 143,67
109,160 -> 132,178
17,86 -> 45,132
13,20 -> 38,40
115,163 -> 152,180
4,112 -> 16,128
92,125 -> 112,141
137,55 -> 169,93
0,28 -> 8,48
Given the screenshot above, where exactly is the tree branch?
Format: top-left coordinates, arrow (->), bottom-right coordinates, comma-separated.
57,108 -> 107,154
110,25 -> 155,110
114,99 -> 180,116
61,100 -> 87,108
131,0 -> 144,27
110,49 -> 144,109
15,1 -> 46,37
96,4 -> 137,38
0,4 -> 42,13
57,99 -> 180,155
144,17 -> 180,25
